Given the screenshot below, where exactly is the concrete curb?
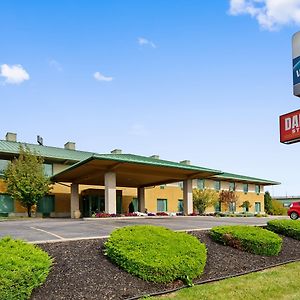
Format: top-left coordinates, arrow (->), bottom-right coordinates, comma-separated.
29,223 -> 267,244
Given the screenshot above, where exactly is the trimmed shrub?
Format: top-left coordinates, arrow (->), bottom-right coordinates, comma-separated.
210,225 -> 282,256
267,219 -> 300,240
0,236 -> 52,300
105,225 -> 207,283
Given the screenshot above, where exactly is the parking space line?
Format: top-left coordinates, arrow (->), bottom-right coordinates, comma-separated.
30,227 -> 65,240
30,235 -> 110,244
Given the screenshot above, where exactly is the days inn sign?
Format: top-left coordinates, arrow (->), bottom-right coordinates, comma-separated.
280,109 -> 300,144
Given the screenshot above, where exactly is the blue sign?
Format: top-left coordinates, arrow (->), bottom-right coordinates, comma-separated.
293,56 -> 300,86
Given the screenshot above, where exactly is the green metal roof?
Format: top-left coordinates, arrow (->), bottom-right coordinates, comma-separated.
0,139 -> 280,186
59,153 -> 222,173
0,140 -> 93,162
212,172 -> 280,186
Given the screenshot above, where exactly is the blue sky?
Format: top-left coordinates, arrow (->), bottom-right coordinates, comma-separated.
1,0 -> 300,196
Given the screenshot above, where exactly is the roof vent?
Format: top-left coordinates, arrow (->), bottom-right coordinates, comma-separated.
111,149 -> 122,154
150,155 -> 160,159
64,142 -> 76,150
5,132 -> 17,142
180,160 -> 191,165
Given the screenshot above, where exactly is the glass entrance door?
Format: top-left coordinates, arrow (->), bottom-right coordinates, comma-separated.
82,195 -> 105,217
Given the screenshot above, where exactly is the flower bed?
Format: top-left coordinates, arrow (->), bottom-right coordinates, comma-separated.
105,225 -> 207,284
156,212 -> 169,216
267,219 -> 300,240
210,225 -> 282,256
0,236 -> 52,300
124,212 -> 138,217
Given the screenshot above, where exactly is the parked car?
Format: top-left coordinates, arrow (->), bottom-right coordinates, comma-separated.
288,202 -> 300,220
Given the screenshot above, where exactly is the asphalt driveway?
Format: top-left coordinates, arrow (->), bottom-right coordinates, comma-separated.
0,216 -> 287,243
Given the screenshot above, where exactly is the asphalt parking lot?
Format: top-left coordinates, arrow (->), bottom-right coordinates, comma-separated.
0,216 -> 288,243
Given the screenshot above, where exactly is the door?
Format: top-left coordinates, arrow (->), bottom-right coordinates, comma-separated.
116,196 -> 122,214
82,196 -> 90,217
178,199 -> 184,212
132,198 -> 138,212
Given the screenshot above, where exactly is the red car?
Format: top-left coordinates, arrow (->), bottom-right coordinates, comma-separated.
288,202 -> 300,220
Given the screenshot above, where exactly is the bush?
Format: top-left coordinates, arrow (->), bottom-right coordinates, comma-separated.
105,225 -> 207,283
0,236 -> 52,300
267,219 -> 300,240
268,200 -> 288,216
210,225 -> 282,256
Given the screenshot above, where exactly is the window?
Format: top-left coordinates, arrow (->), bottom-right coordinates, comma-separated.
197,179 -> 205,190
178,199 -> 184,212
255,185 -> 260,194
229,182 -> 235,192
243,183 -> 248,194
255,202 -> 261,213
229,202 -> 236,212
0,194 -> 14,213
157,199 -> 168,212
178,182 -> 183,189
43,164 -> 53,177
160,185 -> 165,189
214,181 -> 221,191
0,160 -> 9,176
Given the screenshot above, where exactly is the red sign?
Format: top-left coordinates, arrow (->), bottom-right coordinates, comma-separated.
280,109 -> 300,144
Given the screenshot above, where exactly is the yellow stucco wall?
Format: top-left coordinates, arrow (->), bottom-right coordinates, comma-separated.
144,186 -> 183,212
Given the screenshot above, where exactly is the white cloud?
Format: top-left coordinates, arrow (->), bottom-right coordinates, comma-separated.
48,59 -> 63,72
138,37 -> 156,48
229,0 -> 300,30
93,71 -> 113,82
0,64 -> 30,85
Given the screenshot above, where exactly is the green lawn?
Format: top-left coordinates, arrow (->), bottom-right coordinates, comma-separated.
153,262 -> 300,300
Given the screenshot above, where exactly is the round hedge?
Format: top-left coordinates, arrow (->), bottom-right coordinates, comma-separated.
210,225 -> 282,256
0,236 -> 52,300
267,219 -> 300,240
105,225 -> 207,283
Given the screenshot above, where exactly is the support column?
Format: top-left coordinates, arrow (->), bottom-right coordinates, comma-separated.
71,183 -> 80,219
105,172 -> 116,214
138,187 -> 145,213
183,179 -> 193,215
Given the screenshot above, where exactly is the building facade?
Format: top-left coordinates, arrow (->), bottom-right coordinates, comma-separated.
0,132 -> 279,217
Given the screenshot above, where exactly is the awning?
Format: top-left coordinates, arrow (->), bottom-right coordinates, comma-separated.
51,154 -> 222,187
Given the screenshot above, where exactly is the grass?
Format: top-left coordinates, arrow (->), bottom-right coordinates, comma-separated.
105,225 -> 207,284
0,236 -> 52,300
153,261 -> 300,300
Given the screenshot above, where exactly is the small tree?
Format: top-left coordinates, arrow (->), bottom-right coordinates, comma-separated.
240,200 -> 251,212
4,146 -> 52,217
193,189 -> 219,214
264,191 -> 273,214
219,190 -> 238,212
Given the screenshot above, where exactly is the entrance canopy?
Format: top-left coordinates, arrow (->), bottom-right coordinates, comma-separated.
51,154 -> 221,187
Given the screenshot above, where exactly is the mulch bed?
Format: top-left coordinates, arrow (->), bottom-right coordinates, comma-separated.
31,231 -> 300,300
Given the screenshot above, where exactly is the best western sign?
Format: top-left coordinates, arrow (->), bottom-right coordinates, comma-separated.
280,109 -> 300,144
293,31 -> 300,96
